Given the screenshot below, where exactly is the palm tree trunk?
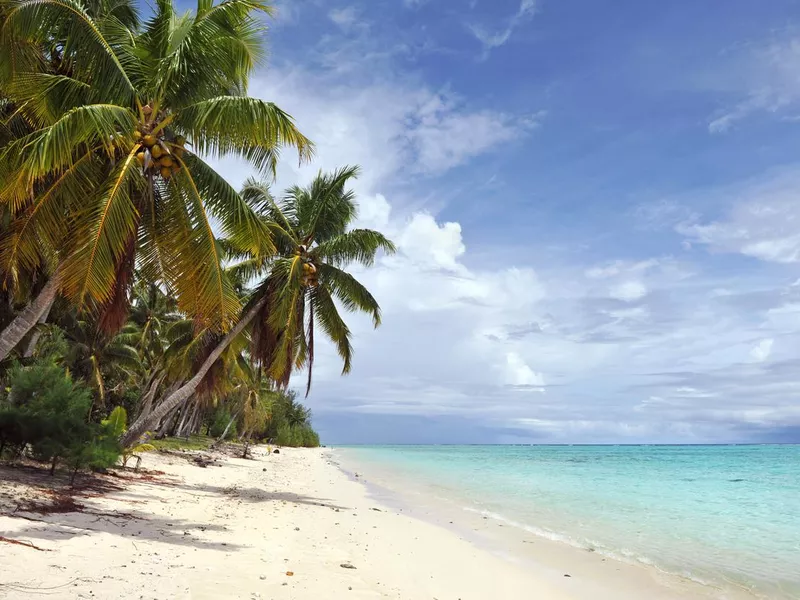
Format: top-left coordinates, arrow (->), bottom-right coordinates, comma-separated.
0,275 -> 59,362
121,297 -> 267,448
156,405 -> 181,438
174,403 -> 193,438
136,373 -> 166,420
212,409 -> 240,448
22,296 -> 55,358
189,404 -> 204,435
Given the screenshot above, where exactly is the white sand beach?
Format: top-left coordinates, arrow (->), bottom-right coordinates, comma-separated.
0,448 -> 742,599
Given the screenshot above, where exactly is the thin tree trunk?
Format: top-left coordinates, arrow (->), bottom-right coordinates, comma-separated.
136,372 -> 166,420
0,275 -> 60,362
156,406 -> 180,438
174,403 -> 193,438
177,401 -> 201,438
212,409 -> 240,448
121,297 -> 266,448
188,404 -> 203,435
22,297 -> 55,358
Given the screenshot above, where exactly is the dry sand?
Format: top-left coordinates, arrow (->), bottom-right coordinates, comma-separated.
0,447 -> 734,599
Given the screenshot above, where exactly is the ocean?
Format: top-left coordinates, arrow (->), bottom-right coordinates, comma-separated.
338,444 -> 800,599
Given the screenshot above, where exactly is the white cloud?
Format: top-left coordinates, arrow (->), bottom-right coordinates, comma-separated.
503,352 -> 546,388
585,259 -> 660,280
467,0 -> 537,57
609,281 -> 647,302
328,6 -> 360,31
211,73 -> 536,193
750,339 -> 774,362
408,97 -> 539,172
708,38 -> 800,133
206,17 -> 800,444
677,169 -> 800,263
397,214 -> 466,272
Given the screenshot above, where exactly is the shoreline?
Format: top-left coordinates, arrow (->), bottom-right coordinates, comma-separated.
0,447 -> 759,599
331,448 -> 760,600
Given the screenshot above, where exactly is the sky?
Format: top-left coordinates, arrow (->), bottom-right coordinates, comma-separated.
200,0 -> 800,444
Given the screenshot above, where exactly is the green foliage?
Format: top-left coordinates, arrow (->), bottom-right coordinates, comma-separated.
208,406 -> 237,439
0,0 -> 311,332
0,361 -> 122,474
102,406 -> 127,438
275,423 -> 319,448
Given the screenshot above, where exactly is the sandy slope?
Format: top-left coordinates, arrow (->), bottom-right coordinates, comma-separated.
0,447 -> 571,599
0,447 -> 732,600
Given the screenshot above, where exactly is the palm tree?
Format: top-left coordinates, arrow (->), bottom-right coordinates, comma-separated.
120,167 -> 394,447
0,0 -> 312,361
44,311 -> 141,411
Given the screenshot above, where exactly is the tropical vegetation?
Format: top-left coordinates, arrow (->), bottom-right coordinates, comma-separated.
0,0 -> 394,476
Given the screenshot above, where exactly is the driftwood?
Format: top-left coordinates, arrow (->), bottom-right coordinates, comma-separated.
0,536 -> 50,551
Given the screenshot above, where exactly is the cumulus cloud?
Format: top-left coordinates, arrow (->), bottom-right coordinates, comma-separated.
397,214 -> 466,272
750,339 -> 774,362
503,352 -> 546,388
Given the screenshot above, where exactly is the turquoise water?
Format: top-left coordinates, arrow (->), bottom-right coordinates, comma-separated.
340,445 -> 800,599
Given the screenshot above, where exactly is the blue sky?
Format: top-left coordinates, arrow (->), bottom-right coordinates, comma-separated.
203,0 -> 800,443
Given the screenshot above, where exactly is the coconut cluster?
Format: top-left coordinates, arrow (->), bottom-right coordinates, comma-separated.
301,261 -> 318,287
133,105 -> 186,180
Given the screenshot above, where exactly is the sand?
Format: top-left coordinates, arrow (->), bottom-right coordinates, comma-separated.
0,447 -> 736,599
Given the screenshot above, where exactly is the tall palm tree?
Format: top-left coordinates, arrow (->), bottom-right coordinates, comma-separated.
245,166 -> 397,394
121,167 -> 394,447
0,0 -> 312,361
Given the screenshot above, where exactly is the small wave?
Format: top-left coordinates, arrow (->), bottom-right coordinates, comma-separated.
459,506 -> 752,597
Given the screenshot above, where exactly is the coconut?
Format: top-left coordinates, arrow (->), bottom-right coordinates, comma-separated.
160,166 -> 171,179
160,155 -> 173,167
151,145 -> 163,158
143,134 -> 156,147
136,152 -> 146,166
133,130 -> 142,141
176,135 -> 186,146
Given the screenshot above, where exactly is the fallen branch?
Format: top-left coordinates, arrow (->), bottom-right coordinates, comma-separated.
0,536 -> 50,551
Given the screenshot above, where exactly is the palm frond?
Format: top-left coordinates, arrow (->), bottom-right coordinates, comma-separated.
2,0 -> 136,102
310,284 -> 352,374
313,228 -> 396,267
60,145 -> 144,308
174,96 -> 313,174
318,263 -> 382,327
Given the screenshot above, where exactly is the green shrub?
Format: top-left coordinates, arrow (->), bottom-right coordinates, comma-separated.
209,406 -> 237,439
0,362 -> 123,479
274,423 -> 320,448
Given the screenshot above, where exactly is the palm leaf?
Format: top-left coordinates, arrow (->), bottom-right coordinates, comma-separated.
174,96 -> 313,174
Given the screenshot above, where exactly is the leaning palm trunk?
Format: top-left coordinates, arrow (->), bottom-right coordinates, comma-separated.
22,296 -> 55,358
0,275 -> 60,362
121,297 -> 267,448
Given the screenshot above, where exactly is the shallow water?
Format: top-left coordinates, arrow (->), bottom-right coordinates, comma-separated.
340,445 -> 800,599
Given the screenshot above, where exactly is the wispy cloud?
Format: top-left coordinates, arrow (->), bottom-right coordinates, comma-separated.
677,168 -> 800,263
467,0 -> 537,58
708,38 -> 800,133
328,6 -> 362,31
